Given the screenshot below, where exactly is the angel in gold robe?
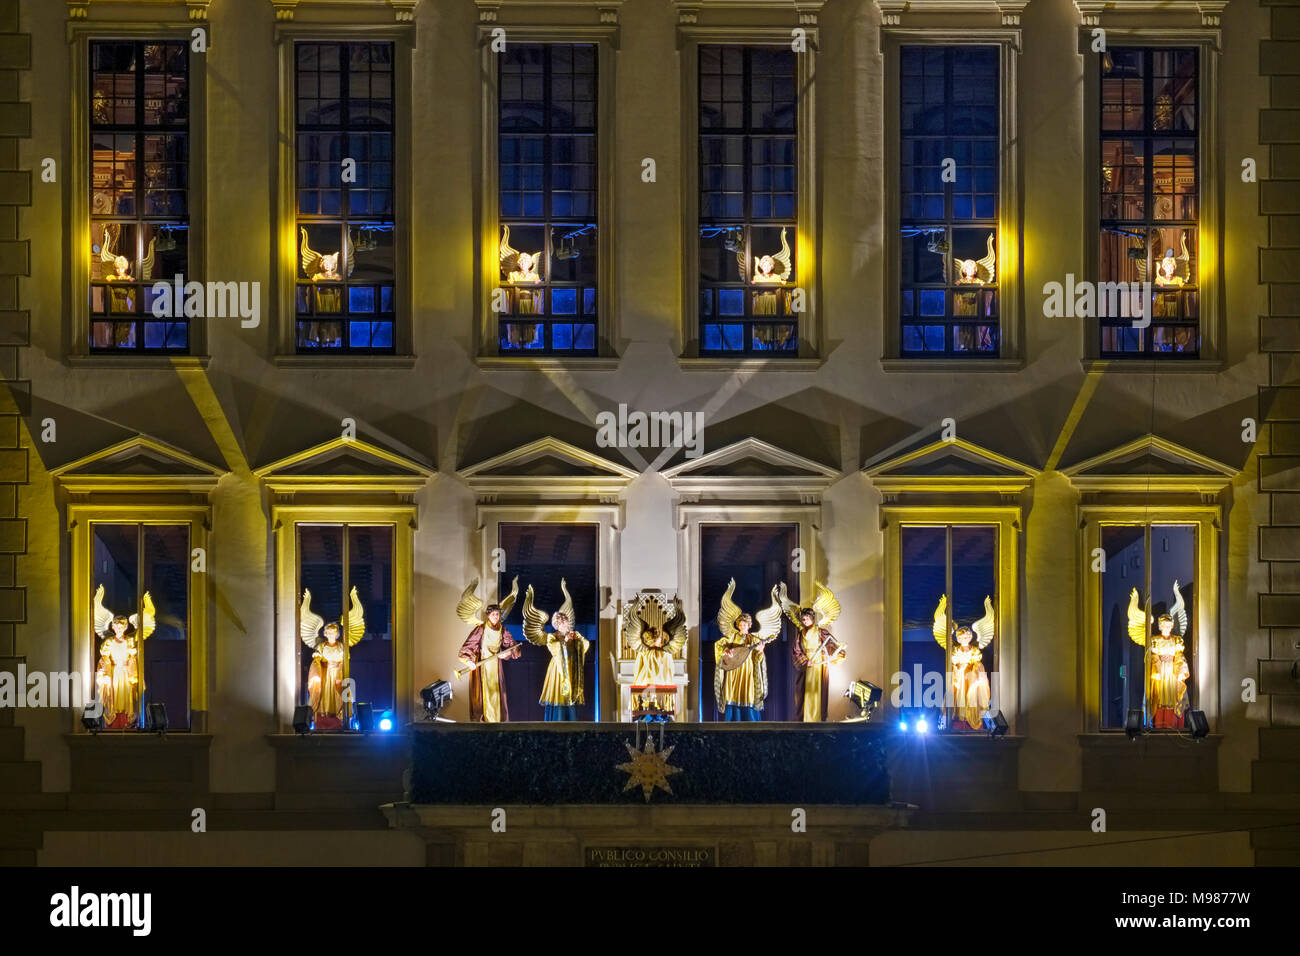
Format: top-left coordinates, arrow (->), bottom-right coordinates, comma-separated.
1127,582 -> 1191,729
933,594 -> 994,731
300,227 -> 354,282
522,579 -> 590,721
623,593 -> 689,718
93,585 -> 155,729
301,587 -> 365,731
713,580 -> 782,721
779,582 -> 846,722
455,577 -> 521,723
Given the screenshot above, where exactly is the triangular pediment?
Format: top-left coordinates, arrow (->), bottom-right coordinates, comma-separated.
1062,435 -> 1235,493
865,437 -> 1039,494
255,437 -> 434,494
458,437 -> 637,499
662,438 -> 839,501
52,436 -> 225,493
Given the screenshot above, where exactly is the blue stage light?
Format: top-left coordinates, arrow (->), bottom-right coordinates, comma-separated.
916,718 -> 929,734
898,720 -> 909,732
378,711 -> 394,732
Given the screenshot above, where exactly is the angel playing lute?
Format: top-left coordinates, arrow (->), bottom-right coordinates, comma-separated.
1127,582 -> 1191,729
522,579 -> 590,721
300,587 -> 365,731
454,577 -> 521,722
713,579 -> 783,721
933,594 -> 995,731
778,582 -> 846,722
93,585 -> 155,729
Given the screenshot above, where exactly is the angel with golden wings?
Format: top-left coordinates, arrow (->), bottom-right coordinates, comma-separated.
93,585 -> 155,729
455,577 -> 521,723
779,582 -> 846,722
522,579 -> 590,721
933,594 -> 995,731
300,226 -> 354,282
300,587 -> 365,731
623,592 -> 689,718
714,580 -> 783,721
1127,582 -> 1191,729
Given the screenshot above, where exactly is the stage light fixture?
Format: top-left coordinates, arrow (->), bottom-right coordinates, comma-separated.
982,710 -> 1009,737
81,703 -> 104,734
843,680 -> 882,722
355,702 -> 374,733
1184,709 -> 1209,739
898,719 -> 909,732
147,702 -> 168,734
1125,708 -> 1145,740
916,718 -> 929,734
292,705 -> 313,735
378,711 -> 394,732
420,680 -> 453,720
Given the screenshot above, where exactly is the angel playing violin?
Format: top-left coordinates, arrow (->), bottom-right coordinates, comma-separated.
1127,582 -> 1191,729
522,579 -> 590,721
623,592 -> 689,718
713,580 -> 782,721
455,577 -> 522,722
300,587 -> 365,731
93,585 -> 155,729
933,594 -> 995,731
778,582 -> 846,722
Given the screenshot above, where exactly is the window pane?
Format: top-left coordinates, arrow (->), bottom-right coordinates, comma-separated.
900,526 -> 947,715
141,525 -> 190,729
348,525 -> 394,714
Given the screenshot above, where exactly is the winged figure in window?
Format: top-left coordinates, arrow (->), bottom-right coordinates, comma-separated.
933,594 -> 994,731
300,587 -> 365,730
778,581 -> 846,721
623,591 -> 689,718
98,224 -> 133,281
454,577 -> 522,722
92,584 -> 156,729
300,226 -> 354,282
500,225 -> 541,284
954,233 -> 996,285
1127,581 -> 1190,729
522,579 -> 590,721
713,579 -> 783,721
751,227 -> 793,284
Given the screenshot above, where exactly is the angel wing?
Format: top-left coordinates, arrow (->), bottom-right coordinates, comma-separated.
622,596 -> 647,651
522,585 -> 549,645
932,594 -> 949,650
753,585 -> 784,642
1176,232 -> 1191,282
1170,580 -> 1188,638
499,224 -> 519,268
300,589 -> 325,647
971,595 -> 996,650
716,578 -> 742,641
92,584 -> 114,637
556,577 -> 574,625
664,596 -> 689,654
498,576 -> 520,622
770,227 -> 793,282
140,236 -> 157,281
776,581 -> 803,628
126,592 -> 156,640
1126,588 -> 1148,647
99,224 -> 119,264
343,227 -> 355,279
976,233 -> 996,284
733,232 -> 748,282
456,579 -> 484,628
345,586 -> 365,646
811,582 -> 841,629
300,226 -> 323,278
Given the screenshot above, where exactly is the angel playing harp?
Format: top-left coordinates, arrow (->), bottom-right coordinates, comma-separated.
300,226 -> 355,282
93,585 -> 156,729
522,579 -> 590,721
623,592 -> 689,718
500,225 -> 541,284
749,227 -> 793,284
954,233 -> 996,286
300,587 -> 365,731
1127,582 -> 1191,729
933,595 -> 995,731
713,580 -> 783,722
455,577 -> 521,722
779,581 -> 846,722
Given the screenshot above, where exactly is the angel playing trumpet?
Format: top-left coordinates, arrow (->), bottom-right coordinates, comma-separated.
300,587 -> 365,731
713,579 -> 783,721
93,585 -> 155,729
779,582 -> 846,722
1127,582 -> 1191,729
933,594 -> 995,731
522,579 -> 590,721
454,577 -> 522,722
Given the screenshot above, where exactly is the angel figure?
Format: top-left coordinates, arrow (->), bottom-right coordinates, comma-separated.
779,582 -> 846,722
300,226 -> 354,282
500,225 -> 541,284
1127,583 -> 1191,729
300,587 -> 365,731
623,592 -> 689,718
522,579 -> 590,721
98,224 -> 132,281
749,227 -> 793,284
713,580 -> 783,721
933,594 -> 995,731
93,585 -> 155,729
455,577 -> 522,722
1154,233 -> 1192,288
954,234 -> 996,286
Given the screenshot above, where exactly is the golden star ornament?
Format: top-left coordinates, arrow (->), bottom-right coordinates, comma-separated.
616,738 -> 682,802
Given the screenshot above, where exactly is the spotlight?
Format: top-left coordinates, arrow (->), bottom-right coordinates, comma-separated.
982,710 -> 1009,737
843,680 -> 882,722
377,710 -> 394,732
1184,709 -> 1209,739
420,680 -> 453,720
81,702 -> 105,734
1125,708 -> 1145,740
355,702 -> 374,733
146,702 -> 168,734
916,718 -> 929,734
292,705 -> 313,735
898,720 -> 909,732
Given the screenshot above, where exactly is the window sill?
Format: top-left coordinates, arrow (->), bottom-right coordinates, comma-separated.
1080,358 -> 1224,374
881,357 -> 1025,373
475,355 -> 621,371
273,353 -> 417,369
678,356 -> 824,372
66,354 -> 211,370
